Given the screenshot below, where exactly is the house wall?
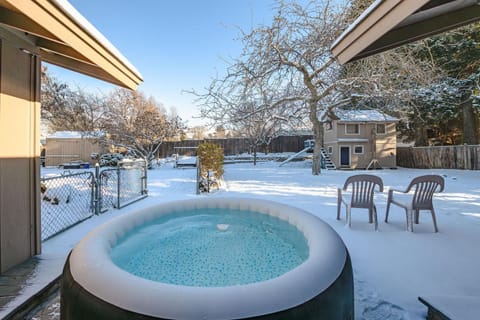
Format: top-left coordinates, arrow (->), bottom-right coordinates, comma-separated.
375,123 -> 397,168
323,121 -> 396,169
45,138 -> 104,167
0,32 -> 41,272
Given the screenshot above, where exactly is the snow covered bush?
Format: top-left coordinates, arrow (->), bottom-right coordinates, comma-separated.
99,153 -> 124,167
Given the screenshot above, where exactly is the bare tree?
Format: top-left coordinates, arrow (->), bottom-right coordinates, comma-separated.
194,0 -> 355,174
41,67 -> 106,134
190,126 -> 209,139
194,66 -> 307,164
101,88 -> 184,167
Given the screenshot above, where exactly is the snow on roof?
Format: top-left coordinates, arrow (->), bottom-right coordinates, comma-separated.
52,0 -> 142,79
46,131 -> 103,139
333,109 -> 398,122
331,0 -> 383,49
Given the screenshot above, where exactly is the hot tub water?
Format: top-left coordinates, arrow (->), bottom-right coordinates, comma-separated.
110,209 -> 308,287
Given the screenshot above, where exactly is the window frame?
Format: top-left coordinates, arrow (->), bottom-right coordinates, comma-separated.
376,123 -> 387,135
353,145 -> 364,154
345,123 -> 360,135
325,120 -> 333,131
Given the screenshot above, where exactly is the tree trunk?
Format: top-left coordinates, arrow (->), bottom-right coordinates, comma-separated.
413,108 -> 428,146
253,145 -> 257,166
310,103 -> 323,175
462,98 -> 478,145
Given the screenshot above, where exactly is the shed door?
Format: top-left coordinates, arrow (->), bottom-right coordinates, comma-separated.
340,146 -> 350,167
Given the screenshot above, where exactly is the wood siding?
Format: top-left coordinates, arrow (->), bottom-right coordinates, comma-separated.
0,37 -> 41,273
397,145 -> 480,170
157,136 -> 313,158
44,138 -> 105,167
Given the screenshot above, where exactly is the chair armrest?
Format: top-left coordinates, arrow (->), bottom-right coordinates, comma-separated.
388,188 -> 407,194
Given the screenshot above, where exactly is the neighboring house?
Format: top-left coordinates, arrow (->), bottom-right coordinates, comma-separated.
44,131 -> 106,167
322,109 -> 398,169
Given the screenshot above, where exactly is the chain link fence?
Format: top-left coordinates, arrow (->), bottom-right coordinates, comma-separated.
40,172 -> 94,241
97,159 -> 147,212
40,159 -> 148,241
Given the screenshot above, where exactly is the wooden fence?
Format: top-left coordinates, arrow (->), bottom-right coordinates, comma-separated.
397,145 -> 480,170
157,135 -> 313,158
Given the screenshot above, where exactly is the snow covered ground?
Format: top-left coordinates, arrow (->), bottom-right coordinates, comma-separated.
29,158 -> 480,319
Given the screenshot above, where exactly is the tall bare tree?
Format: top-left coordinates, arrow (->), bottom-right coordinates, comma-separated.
101,88 -> 184,167
195,0 -> 353,174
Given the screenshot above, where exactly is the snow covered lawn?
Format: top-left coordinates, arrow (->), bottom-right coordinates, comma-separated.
41,159 -> 480,320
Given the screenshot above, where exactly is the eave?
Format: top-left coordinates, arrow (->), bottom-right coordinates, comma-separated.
331,0 -> 480,65
0,0 -> 143,89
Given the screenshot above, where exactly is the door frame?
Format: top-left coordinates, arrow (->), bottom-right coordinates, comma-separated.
339,145 -> 351,167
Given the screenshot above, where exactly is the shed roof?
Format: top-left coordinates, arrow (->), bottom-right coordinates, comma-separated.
327,109 -> 398,123
46,131 -> 103,139
331,0 -> 480,64
0,0 -> 143,89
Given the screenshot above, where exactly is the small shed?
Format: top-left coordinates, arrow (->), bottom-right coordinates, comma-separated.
322,109 -> 398,169
44,131 -> 105,167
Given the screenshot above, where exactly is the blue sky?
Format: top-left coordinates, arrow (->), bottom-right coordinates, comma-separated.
48,1 -> 285,127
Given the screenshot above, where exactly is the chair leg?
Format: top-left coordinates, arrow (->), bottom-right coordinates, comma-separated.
373,206 -> 378,231
346,206 -> 352,228
406,209 -> 414,232
337,189 -> 342,220
415,209 -> 420,224
430,208 -> 439,233
368,209 -> 373,223
385,200 -> 391,223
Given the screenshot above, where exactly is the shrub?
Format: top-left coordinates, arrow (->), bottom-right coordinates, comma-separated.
197,142 -> 224,191
98,153 -> 124,167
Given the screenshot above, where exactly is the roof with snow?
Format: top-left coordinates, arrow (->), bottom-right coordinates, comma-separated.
0,0 -> 142,89
46,131 -> 103,139
327,109 -> 398,123
331,0 -> 480,64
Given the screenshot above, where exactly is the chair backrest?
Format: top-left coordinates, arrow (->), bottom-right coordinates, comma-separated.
406,175 -> 445,209
343,174 -> 384,209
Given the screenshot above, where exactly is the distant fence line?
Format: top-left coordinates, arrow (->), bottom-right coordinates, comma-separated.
397,145 -> 480,170
157,135 -> 313,158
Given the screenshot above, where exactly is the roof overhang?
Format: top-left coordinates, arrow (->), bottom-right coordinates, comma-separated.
0,0 -> 143,89
331,0 -> 480,64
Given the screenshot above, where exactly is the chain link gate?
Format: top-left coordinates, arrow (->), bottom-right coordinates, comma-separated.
40,172 -> 94,241
40,159 -> 148,241
97,159 -> 148,213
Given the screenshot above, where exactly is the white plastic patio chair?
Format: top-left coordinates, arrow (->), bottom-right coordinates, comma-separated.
385,175 -> 444,232
337,174 -> 384,230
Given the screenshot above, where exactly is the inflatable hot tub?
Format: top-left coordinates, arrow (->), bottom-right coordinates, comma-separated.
61,197 -> 354,319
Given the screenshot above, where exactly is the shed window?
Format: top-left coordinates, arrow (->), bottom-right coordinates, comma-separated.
346,124 -> 359,134
376,123 -> 386,135
353,145 -> 364,154
325,120 -> 333,131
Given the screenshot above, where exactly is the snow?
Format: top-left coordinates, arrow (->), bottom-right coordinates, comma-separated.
331,0 -> 383,49
4,157 -> 480,319
45,131 -> 103,139
52,0 -> 142,79
334,109 -> 398,122
46,131 -> 85,139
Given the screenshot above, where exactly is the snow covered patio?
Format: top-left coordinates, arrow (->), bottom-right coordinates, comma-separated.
3,159 -> 479,319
